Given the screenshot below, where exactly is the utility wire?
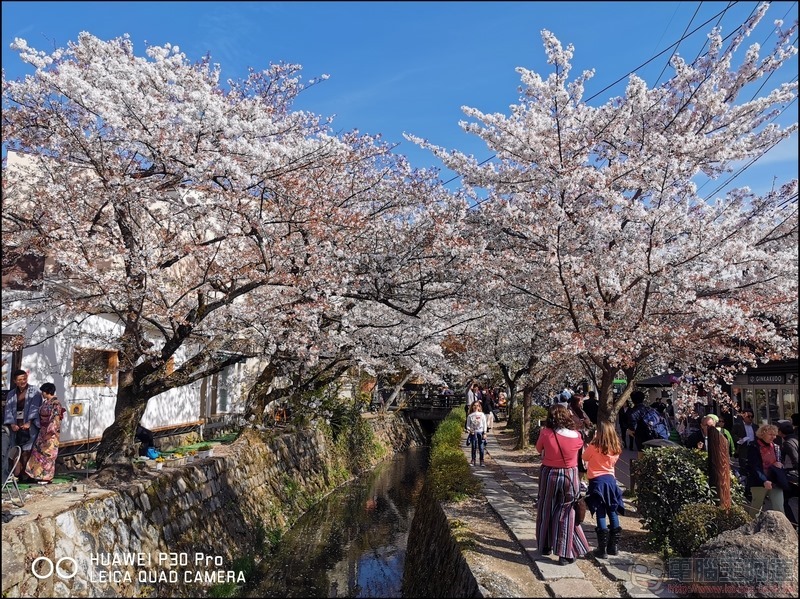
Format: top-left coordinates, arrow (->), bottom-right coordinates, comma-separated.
689,1 -> 740,64
702,95 -> 798,201
444,3 -> 793,192
584,3 -> 742,103
444,3 -> 746,187
655,1 -> 705,87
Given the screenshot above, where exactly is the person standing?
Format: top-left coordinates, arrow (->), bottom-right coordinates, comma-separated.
627,391 -> 668,450
25,382 -> 66,484
685,415 -> 716,452
569,393 -> 592,472
583,391 -> 599,426
583,421 -> 625,558
466,401 -> 487,466
618,401 -> 635,450
709,414 -> 736,458
465,383 -> 478,430
535,404 -> 590,565
746,424 -> 785,517
3,369 -> 43,480
777,420 -> 798,526
481,390 -> 496,433
497,390 -> 508,415
733,408 -> 759,459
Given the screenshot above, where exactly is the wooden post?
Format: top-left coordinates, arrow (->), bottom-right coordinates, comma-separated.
708,426 -> 731,509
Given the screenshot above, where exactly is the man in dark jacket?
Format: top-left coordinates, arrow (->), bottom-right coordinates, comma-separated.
583,391 -> 599,425
685,415 -> 716,451
732,408 -> 759,479
626,391 -> 668,451
777,420 -> 798,525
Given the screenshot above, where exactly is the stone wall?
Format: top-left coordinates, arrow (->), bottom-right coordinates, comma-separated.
2,413 -> 423,598
403,483 -> 481,598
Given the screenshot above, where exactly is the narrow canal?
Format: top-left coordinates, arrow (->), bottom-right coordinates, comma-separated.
248,446 -> 429,598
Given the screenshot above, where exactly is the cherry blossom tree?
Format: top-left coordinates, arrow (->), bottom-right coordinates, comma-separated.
241,150 -> 473,420
2,33 -> 462,465
412,3 -> 798,425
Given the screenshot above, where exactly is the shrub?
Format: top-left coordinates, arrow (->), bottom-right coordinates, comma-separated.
672,503 -> 752,557
506,405 -> 523,432
507,404 -> 547,435
632,447 -> 716,551
432,411 -> 466,451
529,405 -> 548,425
429,447 -> 481,501
427,408 -> 482,501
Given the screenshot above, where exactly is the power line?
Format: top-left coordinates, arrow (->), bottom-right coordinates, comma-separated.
701,96 -> 798,201
443,3 -> 748,186
655,1 -> 705,87
443,3 -> 794,193
585,2 -> 747,103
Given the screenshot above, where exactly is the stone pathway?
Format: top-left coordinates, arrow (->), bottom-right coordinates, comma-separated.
463,424 -> 679,598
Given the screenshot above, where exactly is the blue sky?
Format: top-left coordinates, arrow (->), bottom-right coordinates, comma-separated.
2,1 -> 798,196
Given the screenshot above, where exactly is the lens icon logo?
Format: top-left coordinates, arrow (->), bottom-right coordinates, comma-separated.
31,557 -> 78,580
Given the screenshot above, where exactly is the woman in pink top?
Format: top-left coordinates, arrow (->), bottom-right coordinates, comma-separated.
582,420 -> 625,558
535,404 -> 590,565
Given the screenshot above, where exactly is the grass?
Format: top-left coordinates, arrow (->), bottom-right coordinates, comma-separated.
16,473 -> 81,489
159,433 -> 230,455
159,434 -> 234,456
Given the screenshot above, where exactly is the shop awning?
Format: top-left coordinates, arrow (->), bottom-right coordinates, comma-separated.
637,373 -> 683,387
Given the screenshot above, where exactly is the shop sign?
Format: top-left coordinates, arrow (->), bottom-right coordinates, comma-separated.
747,374 -> 785,384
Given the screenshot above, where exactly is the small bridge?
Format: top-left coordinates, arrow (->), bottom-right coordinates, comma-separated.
379,393 -> 461,421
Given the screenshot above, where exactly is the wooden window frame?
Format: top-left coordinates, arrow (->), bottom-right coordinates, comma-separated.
1,248 -> 45,291
71,347 -> 119,387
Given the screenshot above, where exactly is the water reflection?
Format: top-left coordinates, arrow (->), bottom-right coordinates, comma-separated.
250,447 -> 428,598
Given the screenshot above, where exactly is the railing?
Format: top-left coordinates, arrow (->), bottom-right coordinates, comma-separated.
404,393 -> 461,410
370,393 -> 461,420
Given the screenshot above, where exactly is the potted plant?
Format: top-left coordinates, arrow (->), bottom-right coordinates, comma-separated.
186,449 -> 197,463
154,456 -> 165,471
197,444 -> 213,459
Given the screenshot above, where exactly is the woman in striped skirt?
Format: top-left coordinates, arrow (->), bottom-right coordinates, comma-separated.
535,404 -> 590,565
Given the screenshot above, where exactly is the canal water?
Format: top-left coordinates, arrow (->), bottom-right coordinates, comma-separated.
249,446 -> 429,598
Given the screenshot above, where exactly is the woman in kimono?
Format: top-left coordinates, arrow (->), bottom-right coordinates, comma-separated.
25,382 -> 66,484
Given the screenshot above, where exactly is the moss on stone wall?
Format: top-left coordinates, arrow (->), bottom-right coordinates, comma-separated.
2,413 -> 423,598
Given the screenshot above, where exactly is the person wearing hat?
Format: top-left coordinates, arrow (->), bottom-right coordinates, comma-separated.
707,414 -> 736,458
686,415 -> 716,451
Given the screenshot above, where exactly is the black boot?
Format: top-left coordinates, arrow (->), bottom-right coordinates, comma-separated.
607,527 -> 622,556
593,527 -> 609,559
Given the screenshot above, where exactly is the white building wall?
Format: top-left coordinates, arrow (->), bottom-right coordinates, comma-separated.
7,313 -> 252,444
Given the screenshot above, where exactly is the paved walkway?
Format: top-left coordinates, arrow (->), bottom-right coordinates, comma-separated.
463,423 -> 679,598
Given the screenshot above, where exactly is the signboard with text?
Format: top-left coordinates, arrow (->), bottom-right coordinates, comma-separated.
747,374 -> 786,385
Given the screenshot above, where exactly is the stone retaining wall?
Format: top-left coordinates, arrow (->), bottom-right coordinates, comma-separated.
403,483 -> 481,598
2,413 -> 424,598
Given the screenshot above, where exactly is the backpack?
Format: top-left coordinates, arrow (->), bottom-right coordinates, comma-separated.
637,407 -> 669,441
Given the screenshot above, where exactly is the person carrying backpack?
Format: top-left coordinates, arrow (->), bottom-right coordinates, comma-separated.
626,391 -> 669,451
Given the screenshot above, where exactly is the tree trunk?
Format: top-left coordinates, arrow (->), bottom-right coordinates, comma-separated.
95,383 -> 147,468
516,386 -> 532,450
244,361 -> 280,423
708,426 -> 731,509
596,369 -> 633,432
382,373 -> 413,412
507,380 -> 517,413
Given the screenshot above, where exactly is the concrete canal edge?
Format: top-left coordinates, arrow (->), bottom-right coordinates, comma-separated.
1,414 -> 424,598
